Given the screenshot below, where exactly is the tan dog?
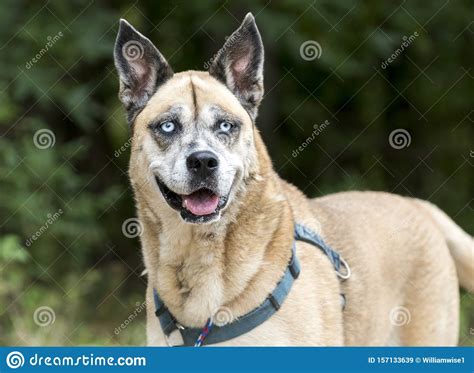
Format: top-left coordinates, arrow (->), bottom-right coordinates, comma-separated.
114,13 -> 473,346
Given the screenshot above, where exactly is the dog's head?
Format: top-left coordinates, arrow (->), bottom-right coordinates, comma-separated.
114,14 -> 264,224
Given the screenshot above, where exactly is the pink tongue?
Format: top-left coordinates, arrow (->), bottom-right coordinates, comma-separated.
182,191 -> 219,216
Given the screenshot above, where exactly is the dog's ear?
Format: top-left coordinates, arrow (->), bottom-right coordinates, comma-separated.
114,19 -> 173,124
208,13 -> 264,120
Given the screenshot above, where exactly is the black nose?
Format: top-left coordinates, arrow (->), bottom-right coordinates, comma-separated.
186,151 -> 219,177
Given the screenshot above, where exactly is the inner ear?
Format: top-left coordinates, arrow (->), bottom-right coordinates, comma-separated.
208,13 -> 264,120
114,19 -> 173,125
229,49 -> 254,91
233,56 -> 250,73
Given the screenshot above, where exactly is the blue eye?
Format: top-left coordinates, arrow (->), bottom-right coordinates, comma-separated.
219,121 -> 233,132
160,121 -> 175,133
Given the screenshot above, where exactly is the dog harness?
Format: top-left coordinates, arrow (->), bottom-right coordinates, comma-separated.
152,223 -> 351,346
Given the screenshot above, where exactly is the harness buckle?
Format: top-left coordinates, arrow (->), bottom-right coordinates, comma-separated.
336,257 -> 351,280
289,257 -> 300,279
268,294 -> 281,310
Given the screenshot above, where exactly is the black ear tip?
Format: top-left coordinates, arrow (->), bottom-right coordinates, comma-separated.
240,13 -> 262,45
119,18 -> 130,28
241,13 -> 260,37
242,12 -> 256,26
118,18 -> 138,36
244,12 -> 255,21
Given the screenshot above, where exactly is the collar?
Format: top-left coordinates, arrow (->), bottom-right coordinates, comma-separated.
152,223 -> 350,346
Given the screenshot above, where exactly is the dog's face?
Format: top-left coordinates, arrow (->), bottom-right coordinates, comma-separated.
114,14 -> 264,224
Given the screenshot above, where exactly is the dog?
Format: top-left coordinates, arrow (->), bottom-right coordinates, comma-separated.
113,13 -> 473,346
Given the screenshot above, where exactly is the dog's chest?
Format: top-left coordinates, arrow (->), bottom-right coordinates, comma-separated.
155,225 -> 226,325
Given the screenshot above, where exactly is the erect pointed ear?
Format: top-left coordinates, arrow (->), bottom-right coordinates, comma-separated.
208,13 -> 264,120
114,19 -> 173,124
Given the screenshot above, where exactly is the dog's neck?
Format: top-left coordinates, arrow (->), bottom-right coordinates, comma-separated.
137,135 -> 294,327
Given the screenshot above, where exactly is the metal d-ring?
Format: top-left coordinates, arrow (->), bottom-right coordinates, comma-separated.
336,257 -> 351,280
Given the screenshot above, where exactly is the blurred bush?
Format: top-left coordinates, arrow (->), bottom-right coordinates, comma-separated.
0,0 -> 472,345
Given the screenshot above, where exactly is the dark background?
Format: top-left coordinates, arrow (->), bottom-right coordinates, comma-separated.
0,0 -> 472,345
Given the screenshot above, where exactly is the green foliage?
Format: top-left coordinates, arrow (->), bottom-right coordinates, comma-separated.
0,0 -> 472,345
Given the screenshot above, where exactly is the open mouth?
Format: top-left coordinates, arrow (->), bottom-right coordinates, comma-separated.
155,177 -> 228,223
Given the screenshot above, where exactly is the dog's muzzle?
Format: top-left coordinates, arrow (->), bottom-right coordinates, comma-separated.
154,176 -> 229,224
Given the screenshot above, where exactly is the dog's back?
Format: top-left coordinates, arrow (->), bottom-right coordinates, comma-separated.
300,190 -> 472,345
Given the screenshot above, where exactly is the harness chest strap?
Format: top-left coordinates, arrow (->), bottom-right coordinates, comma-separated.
152,223 -> 350,346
